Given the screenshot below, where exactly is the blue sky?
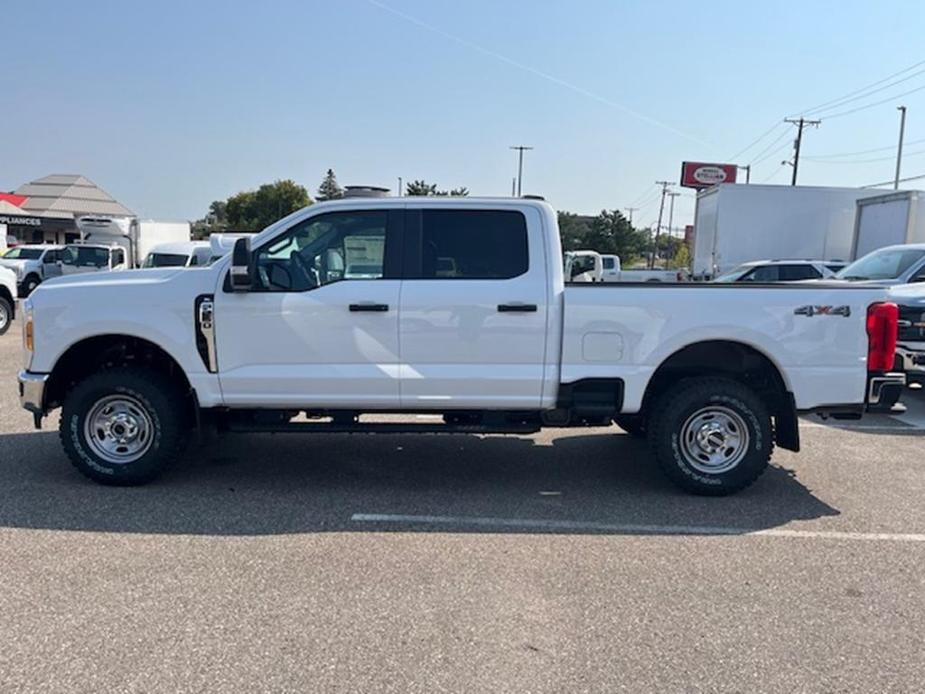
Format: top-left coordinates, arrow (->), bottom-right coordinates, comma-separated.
3,0 -> 925,230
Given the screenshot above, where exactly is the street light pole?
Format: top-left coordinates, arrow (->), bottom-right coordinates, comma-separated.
510,145 -> 533,197
895,106 -> 908,190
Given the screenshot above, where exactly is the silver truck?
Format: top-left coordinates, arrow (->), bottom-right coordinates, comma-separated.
0,244 -> 64,296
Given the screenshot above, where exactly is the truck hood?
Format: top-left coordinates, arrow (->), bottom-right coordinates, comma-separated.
0,258 -> 26,273
39,268 -> 185,290
887,283 -> 925,305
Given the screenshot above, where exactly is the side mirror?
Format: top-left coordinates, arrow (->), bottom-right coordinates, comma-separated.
230,237 -> 253,291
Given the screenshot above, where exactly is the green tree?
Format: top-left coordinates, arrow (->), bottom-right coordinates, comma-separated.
557,211 -> 591,251
406,179 -> 438,196
584,209 -> 649,262
670,242 -> 691,270
225,179 -> 312,231
406,180 -> 469,196
317,169 -> 344,201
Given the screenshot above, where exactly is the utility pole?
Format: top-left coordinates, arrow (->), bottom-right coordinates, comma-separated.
665,191 -> 680,269
398,177 -> 403,197
510,145 -> 533,197
784,117 -> 821,186
624,207 -> 638,225
895,106 -> 908,190
650,181 -> 672,269
738,165 -> 751,183
512,178 -> 517,197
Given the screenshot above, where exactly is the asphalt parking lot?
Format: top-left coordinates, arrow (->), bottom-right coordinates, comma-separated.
1,315 -> 924,692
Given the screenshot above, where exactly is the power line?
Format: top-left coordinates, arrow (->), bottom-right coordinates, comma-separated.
804,147 -> 925,165
861,172 -> 925,188
805,136 -> 925,159
751,139 -> 794,167
784,118 -> 821,185
823,83 -> 925,120
727,121 -> 788,161
802,66 -> 925,117
747,128 -> 793,165
760,163 -> 788,183
793,59 -> 925,116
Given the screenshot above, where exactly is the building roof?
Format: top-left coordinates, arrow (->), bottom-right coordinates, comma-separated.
13,174 -> 133,218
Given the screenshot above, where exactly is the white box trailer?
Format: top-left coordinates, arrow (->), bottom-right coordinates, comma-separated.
693,184 -> 886,278
853,190 -> 925,259
76,217 -> 191,267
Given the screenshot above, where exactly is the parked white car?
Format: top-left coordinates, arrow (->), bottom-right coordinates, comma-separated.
713,259 -> 847,283
142,241 -> 212,268
0,266 -> 15,335
0,244 -> 64,296
18,198 -> 904,495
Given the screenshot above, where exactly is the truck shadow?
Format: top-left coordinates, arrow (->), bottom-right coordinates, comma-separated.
0,429 -> 838,537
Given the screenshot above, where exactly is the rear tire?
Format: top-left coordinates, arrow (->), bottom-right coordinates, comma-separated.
60,368 -> 188,485
613,414 -> 647,439
649,377 -> 773,496
0,296 -> 11,335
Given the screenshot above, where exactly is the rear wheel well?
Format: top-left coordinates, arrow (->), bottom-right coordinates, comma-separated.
46,335 -> 194,414
640,341 -> 796,448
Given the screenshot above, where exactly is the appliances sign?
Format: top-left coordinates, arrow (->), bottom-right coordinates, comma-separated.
680,162 -> 737,189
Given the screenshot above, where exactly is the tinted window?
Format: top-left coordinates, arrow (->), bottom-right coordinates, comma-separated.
112,248 -> 125,266
837,248 -> 925,281
144,253 -> 188,268
4,247 -> 43,260
253,210 -> 388,291
602,257 -> 615,270
63,246 -> 109,268
42,249 -> 60,263
417,210 -> 528,279
779,265 -> 820,281
742,265 -> 779,282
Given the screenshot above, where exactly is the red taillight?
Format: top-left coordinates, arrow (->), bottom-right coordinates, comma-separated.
867,302 -> 899,372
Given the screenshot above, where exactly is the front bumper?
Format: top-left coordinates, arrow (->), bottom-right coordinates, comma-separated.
18,371 -> 49,427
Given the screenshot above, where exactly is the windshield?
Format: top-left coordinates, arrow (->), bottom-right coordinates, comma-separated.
836,248 -> 925,281
143,252 -> 188,268
63,246 -> 109,268
713,264 -> 752,283
3,247 -> 43,260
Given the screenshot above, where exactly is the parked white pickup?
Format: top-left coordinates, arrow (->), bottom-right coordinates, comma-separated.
18,198 -> 904,494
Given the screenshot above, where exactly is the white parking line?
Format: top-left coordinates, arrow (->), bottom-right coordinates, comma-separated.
351,513 -> 925,543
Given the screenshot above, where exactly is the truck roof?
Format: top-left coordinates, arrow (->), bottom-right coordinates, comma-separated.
146,241 -> 208,255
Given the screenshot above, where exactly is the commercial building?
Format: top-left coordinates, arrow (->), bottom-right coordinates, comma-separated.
1,174 -> 133,246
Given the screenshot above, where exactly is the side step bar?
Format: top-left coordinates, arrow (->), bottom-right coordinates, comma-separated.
226,421 -> 541,435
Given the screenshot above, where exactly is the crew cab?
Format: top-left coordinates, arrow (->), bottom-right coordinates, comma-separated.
18,198 -> 904,495
0,244 -> 64,296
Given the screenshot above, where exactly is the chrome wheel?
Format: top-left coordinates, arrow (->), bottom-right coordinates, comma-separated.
83,395 -> 154,464
0,303 -> 8,332
679,405 -> 750,475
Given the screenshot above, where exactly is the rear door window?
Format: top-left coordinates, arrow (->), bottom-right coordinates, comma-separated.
779,264 -> 821,281
413,209 -> 528,279
742,265 -> 779,282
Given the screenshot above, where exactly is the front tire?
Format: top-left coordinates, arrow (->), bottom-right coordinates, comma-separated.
649,378 -> 773,496
22,275 -> 40,297
0,296 -> 11,335
60,368 -> 188,485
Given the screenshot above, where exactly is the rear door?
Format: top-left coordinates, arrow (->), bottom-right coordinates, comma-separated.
399,206 -> 548,409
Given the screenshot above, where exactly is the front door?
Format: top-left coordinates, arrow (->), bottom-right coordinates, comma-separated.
214,209 -> 403,409
398,207 -> 549,409
41,249 -> 63,280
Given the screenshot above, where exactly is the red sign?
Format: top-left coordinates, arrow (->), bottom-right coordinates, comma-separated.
680,162 -> 737,189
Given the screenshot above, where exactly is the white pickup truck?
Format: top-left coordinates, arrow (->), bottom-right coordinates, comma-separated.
18,198 -> 904,494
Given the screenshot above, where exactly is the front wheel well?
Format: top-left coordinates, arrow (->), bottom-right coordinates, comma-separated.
640,341 -> 798,450
45,335 -> 194,414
